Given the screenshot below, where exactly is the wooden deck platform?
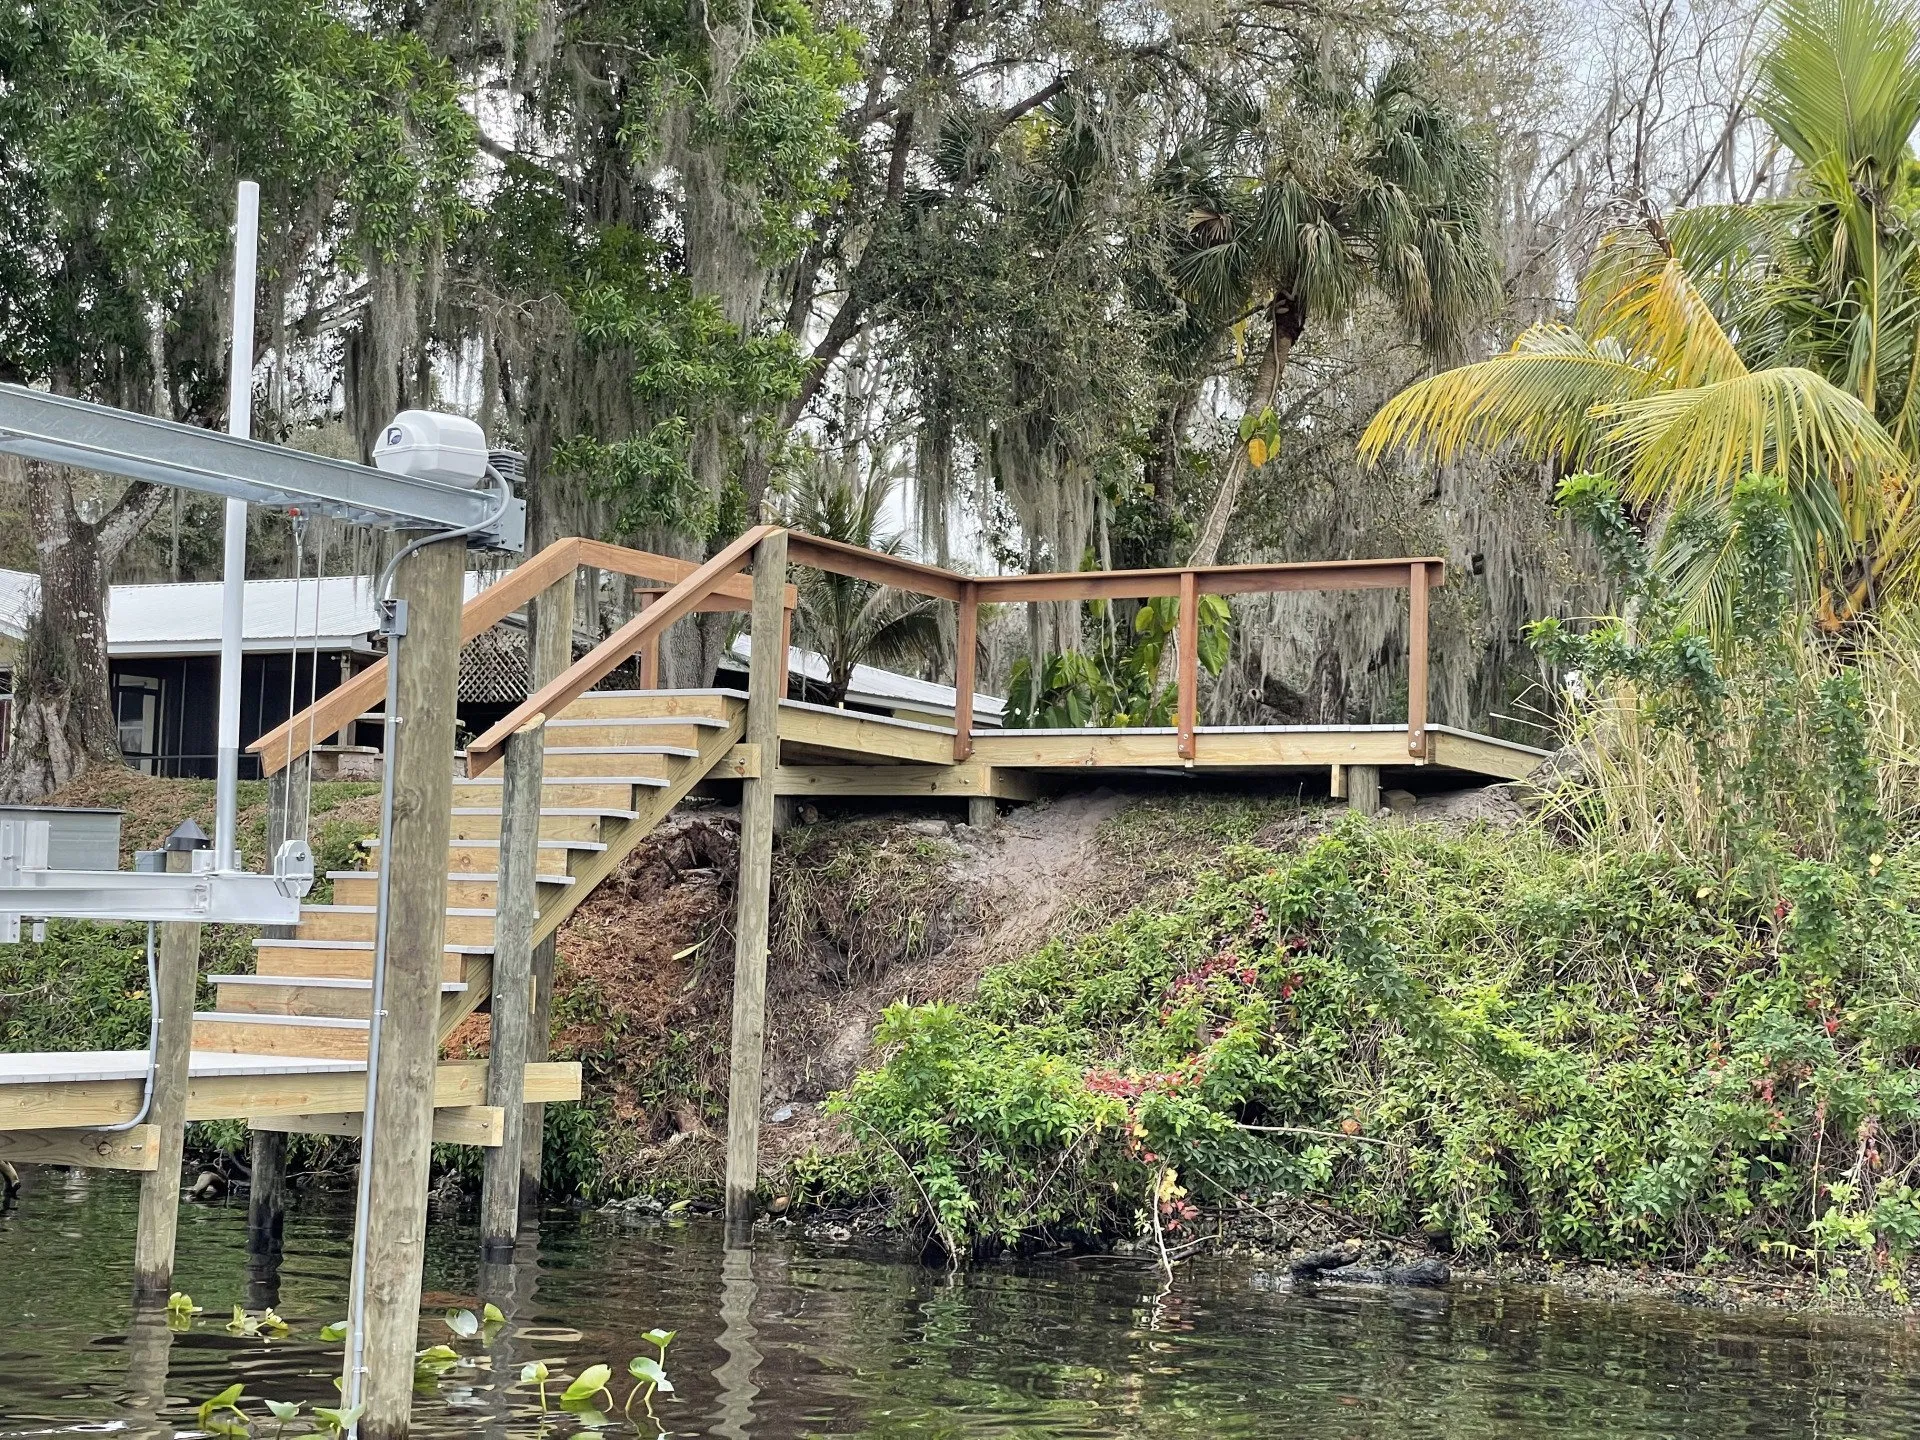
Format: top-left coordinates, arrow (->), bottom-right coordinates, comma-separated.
762,694 -> 1546,796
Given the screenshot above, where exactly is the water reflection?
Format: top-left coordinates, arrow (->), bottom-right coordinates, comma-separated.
711,1245 -> 762,1440
5,1171 -> 1920,1437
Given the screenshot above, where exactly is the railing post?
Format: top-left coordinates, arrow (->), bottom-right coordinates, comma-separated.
1407,561 -> 1429,760
725,527 -> 787,1243
777,602 -> 793,700
637,593 -> 658,689
1176,570 -> 1198,762
953,582 -> 977,762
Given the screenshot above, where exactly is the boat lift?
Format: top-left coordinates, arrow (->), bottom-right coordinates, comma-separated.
0,211 -> 523,932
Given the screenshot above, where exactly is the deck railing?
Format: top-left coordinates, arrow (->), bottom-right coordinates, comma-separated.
260,527 -> 1444,778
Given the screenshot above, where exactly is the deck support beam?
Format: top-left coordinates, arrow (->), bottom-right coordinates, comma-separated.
724,528 -> 787,1244
133,844 -> 201,1299
353,535 -> 465,1440
521,571 -> 573,1210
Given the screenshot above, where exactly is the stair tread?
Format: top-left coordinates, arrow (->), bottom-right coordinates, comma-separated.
576,688 -> 746,699
535,746 -> 699,757
367,837 -> 607,851
194,1011 -> 370,1029
458,774 -> 671,787
450,806 -> 638,819
325,870 -> 575,885
254,938 -> 494,954
212,974 -> 468,992
299,903 -> 499,917
547,715 -> 728,728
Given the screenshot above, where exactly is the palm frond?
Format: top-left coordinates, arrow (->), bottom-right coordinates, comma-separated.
1600,366 -> 1907,527
1358,324 -> 1659,467
1757,0 -> 1920,190
1578,233 -> 1748,387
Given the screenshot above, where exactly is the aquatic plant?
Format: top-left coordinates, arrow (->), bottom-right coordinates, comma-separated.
561,1362 -> 615,1408
520,1359 -> 552,1410
625,1328 -> 677,1423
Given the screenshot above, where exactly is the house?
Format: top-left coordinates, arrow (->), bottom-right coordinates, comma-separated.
0,570 -> 1000,778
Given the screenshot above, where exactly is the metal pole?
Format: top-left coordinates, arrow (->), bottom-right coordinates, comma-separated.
215,179 -> 259,872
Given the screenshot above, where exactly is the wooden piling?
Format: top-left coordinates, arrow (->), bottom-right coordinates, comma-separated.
248,1127 -> 288,1255
724,528 -> 787,1243
481,709 -> 544,1255
1347,764 -> 1381,816
520,572 -> 574,1207
355,536 -> 465,1440
132,843 -> 201,1300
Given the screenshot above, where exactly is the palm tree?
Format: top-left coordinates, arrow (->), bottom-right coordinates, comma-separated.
1163,60 -> 1500,565
780,458 -> 945,707
1359,0 -> 1920,625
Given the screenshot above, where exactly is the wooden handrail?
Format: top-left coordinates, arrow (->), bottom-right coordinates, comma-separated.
465,525 -> 776,775
251,535 -> 781,775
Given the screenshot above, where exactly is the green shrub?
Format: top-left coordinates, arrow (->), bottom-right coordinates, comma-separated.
819,818 -> 1920,1282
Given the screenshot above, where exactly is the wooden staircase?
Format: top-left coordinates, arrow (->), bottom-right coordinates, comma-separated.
191,690 -> 747,1060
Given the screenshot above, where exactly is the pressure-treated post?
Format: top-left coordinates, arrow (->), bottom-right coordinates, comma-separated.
1176,570 -> 1199,762
724,528 -> 787,1244
1407,561 -> 1430,760
521,571 -> 574,1207
952,582 -> 977,763
132,833 -> 205,1300
356,536 -> 464,1440
481,705 -> 544,1257
637,593 -> 659,689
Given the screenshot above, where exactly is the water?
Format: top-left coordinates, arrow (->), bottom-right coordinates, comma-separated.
4,1171 -> 1920,1437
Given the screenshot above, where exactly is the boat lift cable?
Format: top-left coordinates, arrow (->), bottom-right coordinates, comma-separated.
343,465 -> 514,1421
99,923 -> 159,1135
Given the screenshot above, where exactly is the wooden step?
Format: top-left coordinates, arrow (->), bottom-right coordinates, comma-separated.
369,837 -> 599,875
252,939 -> 481,982
542,717 -> 728,749
450,776 -> 666,808
558,689 -> 743,721
191,1012 -> 370,1060
210,973 -> 468,1019
328,871 -> 574,910
449,808 -> 623,843
536,747 -> 693,779
296,904 -> 497,946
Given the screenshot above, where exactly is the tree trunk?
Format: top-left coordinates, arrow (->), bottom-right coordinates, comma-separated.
1186,296 -> 1305,568
0,459 -> 166,802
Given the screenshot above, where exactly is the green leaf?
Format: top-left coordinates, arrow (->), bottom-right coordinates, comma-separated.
481,1301 -> 506,1324
628,1355 -> 674,1393
519,1360 -> 550,1383
314,1403 -> 362,1434
267,1399 -> 302,1422
417,1343 -> 460,1362
444,1307 -> 480,1338
641,1328 -> 677,1349
562,1362 -> 612,1402
319,1320 -> 349,1342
